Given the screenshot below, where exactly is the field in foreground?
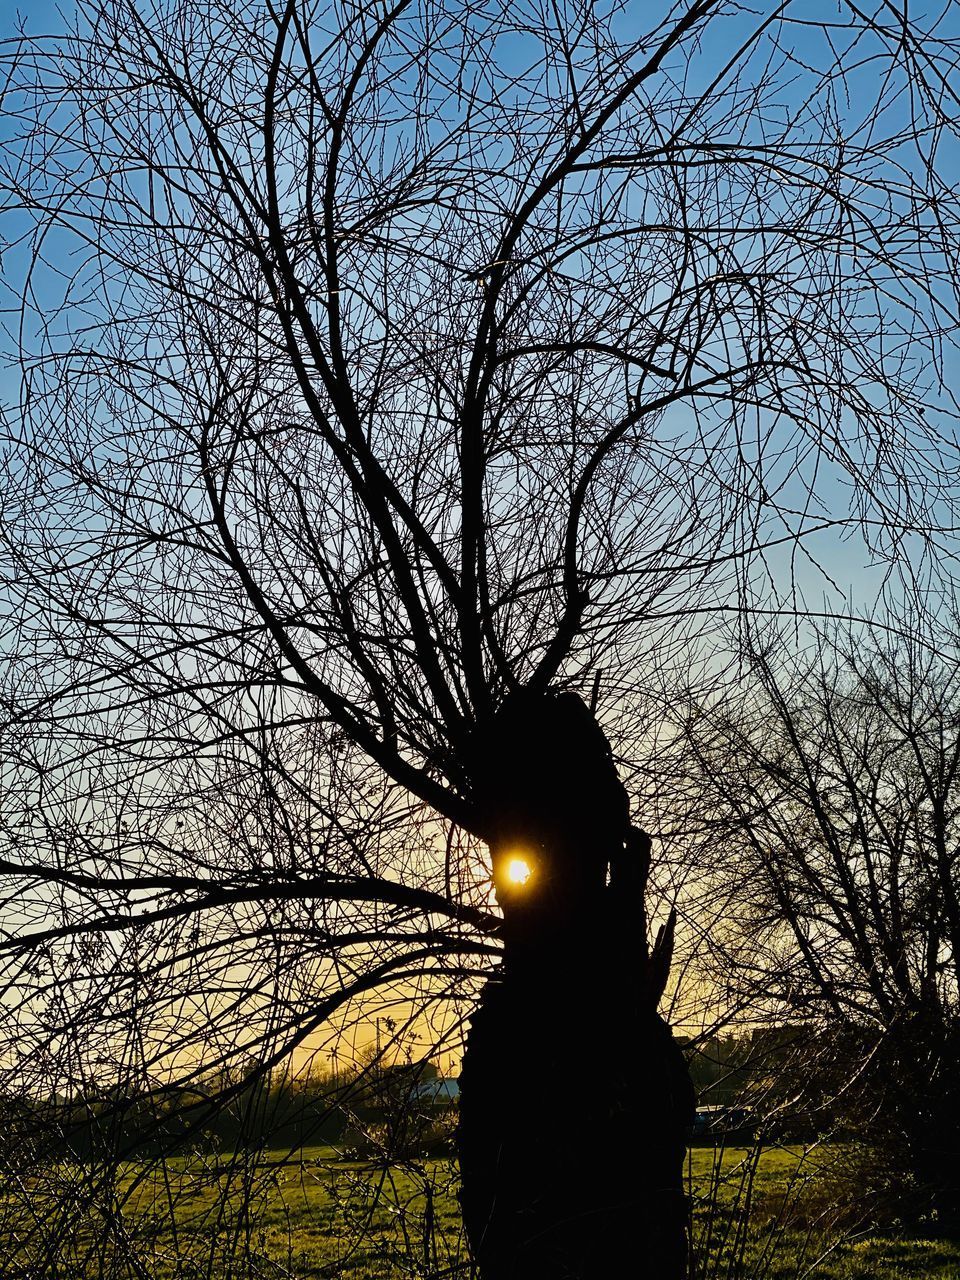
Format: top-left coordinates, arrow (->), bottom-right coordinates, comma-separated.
4,1143 -> 960,1278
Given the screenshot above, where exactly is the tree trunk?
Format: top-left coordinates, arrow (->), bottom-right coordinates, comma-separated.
458,690 -> 695,1279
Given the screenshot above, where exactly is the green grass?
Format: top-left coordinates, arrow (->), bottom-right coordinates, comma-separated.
4,1143 -> 960,1278
685,1145 -> 960,1279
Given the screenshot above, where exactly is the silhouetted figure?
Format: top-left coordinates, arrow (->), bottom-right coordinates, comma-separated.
458,689 -> 695,1279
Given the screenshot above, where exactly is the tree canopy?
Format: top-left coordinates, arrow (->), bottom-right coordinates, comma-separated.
1,0 -> 960,1218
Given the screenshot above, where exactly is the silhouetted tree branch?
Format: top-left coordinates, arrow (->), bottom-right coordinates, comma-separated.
1,0 -> 960,1272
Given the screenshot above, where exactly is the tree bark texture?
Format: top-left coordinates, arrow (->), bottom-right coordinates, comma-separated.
458,690 -> 695,1279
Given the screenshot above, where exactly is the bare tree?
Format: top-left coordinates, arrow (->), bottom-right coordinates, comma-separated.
1,0 -> 960,1274
675,603 -> 960,1231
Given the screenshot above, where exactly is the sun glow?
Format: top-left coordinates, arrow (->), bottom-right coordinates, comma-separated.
505,856 -> 533,886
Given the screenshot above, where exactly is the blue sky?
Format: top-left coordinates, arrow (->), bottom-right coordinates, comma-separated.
2,1 -> 70,35
0,0 -> 950,621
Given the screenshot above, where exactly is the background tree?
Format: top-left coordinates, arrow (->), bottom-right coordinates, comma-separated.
675,604 -> 960,1230
1,0 -> 960,1273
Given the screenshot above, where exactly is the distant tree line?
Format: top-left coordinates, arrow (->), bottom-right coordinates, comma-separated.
0,1056 -> 455,1164
1,1026 -> 851,1163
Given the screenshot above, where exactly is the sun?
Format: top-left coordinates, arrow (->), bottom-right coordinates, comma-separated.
504,856 -> 533,886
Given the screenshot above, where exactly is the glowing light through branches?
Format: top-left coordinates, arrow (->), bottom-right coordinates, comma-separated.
504,856 -> 533,886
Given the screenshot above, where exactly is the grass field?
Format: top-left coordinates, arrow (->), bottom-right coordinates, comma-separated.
6,1143 -> 960,1278
685,1145 -> 960,1280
